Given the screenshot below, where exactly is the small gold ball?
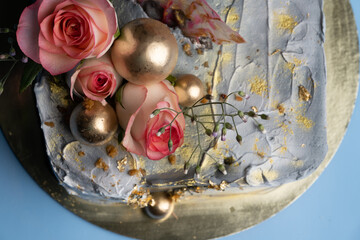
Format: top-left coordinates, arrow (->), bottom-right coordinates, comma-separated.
144,192 -> 174,221
69,101 -> 118,145
174,74 -> 205,107
111,18 -> 178,86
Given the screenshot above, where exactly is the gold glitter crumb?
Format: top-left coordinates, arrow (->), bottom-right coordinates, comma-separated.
106,145 -> 118,158
168,154 -> 176,165
95,158 -> 109,171
182,43 -> 192,56
44,121 -> 55,128
298,85 -> 312,101
277,104 -> 285,114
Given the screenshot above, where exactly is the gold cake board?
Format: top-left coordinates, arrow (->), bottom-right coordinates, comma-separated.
0,0 -> 358,239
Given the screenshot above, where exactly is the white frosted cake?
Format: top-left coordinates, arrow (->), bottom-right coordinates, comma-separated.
34,0 -> 327,204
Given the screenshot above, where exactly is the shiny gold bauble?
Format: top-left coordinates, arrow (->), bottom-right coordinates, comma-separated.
144,192 -> 174,221
69,101 -> 118,146
174,74 -> 205,107
111,18 -> 178,86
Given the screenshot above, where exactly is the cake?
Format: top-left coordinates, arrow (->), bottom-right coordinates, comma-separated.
29,0 -> 327,205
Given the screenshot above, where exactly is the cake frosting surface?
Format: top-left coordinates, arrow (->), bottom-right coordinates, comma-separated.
34,0 -> 327,202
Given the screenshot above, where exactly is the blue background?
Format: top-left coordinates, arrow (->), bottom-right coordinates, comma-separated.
1,1 -> 359,240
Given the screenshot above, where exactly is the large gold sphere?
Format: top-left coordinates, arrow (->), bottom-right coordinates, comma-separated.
144,192 -> 174,221
69,100 -> 118,146
111,18 -> 178,86
174,74 -> 205,107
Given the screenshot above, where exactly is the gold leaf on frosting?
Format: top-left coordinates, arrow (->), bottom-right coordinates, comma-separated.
117,156 -> 128,172
275,13 -> 298,33
296,114 -> 314,129
249,76 -> 268,96
298,85 -> 312,101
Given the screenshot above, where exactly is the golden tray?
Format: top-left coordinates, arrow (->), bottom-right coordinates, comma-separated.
0,0 -> 358,239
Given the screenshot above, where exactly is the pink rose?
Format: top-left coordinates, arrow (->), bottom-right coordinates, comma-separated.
116,81 -> 185,160
69,53 -> 122,104
137,0 -> 245,45
16,0 -> 118,75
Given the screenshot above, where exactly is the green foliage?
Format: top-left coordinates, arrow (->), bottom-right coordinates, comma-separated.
19,60 -> 42,93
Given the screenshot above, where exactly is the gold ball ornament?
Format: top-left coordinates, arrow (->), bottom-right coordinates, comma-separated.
69,100 -> 118,146
174,74 -> 205,107
111,18 -> 178,86
144,192 -> 174,221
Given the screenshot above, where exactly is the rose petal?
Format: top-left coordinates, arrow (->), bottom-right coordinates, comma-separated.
39,48 -> 79,75
117,84 -> 148,156
16,0 -> 43,63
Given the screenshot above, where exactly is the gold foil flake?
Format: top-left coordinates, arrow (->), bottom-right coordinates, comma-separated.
219,181 -> 229,191
249,76 -> 268,96
170,189 -> 185,202
298,85 -> 312,101
117,156 -> 128,172
235,95 -> 243,101
270,49 -> 282,56
196,48 -> 204,55
280,146 -> 287,154
49,81 -> 69,107
95,158 -> 109,171
275,13 -> 298,33
257,151 -> 266,158
208,180 -> 229,191
128,169 -> 139,176
277,104 -> 285,114
127,186 -> 153,208
44,121 -> 55,128
168,154 -> 176,165
182,43 -> 192,56
106,145 -> 118,158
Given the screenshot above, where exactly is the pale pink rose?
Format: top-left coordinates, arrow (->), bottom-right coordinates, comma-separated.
69,53 -> 122,104
16,0 -> 117,75
116,81 -> 185,160
137,0 -> 245,45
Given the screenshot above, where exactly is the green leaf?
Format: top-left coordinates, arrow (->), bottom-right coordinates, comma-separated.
115,84 -> 126,109
20,60 -> 43,93
166,75 -> 177,86
114,28 -> 120,39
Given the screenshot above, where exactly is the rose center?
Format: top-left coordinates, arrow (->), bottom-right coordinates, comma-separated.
65,19 -> 81,38
95,74 -> 108,88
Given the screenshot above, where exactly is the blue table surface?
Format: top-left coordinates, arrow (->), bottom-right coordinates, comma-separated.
1,1 -> 360,240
